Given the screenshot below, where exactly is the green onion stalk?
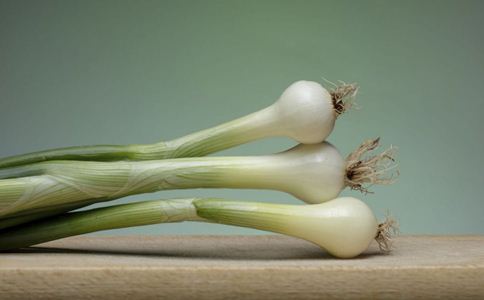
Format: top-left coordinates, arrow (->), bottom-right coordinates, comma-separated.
0,139 -> 396,230
0,197 -> 397,258
0,81 -> 357,169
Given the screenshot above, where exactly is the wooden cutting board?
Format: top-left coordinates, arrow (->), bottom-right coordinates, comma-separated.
1,235 -> 483,299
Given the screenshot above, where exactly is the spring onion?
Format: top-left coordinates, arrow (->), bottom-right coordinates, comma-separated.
0,138 -> 396,229
0,196 -> 396,258
0,81 -> 357,169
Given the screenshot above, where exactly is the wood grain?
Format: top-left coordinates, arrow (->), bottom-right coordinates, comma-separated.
1,235 -> 483,299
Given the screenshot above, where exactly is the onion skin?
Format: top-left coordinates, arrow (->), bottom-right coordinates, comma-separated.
195,197 -> 378,258
269,80 -> 336,144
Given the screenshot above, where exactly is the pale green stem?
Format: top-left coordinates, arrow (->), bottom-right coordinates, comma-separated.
0,198 -> 299,251
0,156 -> 290,223
0,198 -> 202,250
194,198 -> 300,234
0,200 -> 104,229
0,107 -> 276,170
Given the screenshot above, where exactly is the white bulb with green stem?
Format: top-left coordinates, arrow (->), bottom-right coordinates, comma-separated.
0,196 -> 397,258
0,81 -> 357,169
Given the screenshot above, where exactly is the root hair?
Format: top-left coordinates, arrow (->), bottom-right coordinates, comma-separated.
375,214 -> 399,253
345,137 -> 399,193
321,78 -> 358,116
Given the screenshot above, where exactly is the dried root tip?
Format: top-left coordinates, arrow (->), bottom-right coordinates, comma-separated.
345,137 -> 399,193
323,79 -> 358,116
375,215 -> 399,253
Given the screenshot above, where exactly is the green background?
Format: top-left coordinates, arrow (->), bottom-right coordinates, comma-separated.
1,0 -> 483,235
